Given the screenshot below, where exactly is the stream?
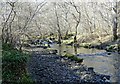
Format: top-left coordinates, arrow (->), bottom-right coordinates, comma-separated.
50,44 -> 120,83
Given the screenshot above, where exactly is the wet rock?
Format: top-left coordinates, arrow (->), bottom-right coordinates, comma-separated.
80,71 -> 110,84
107,52 -> 111,55
73,44 -> 80,47
66,42 -> 73,46
63,50 -> 67,52
49,49 -> 58,54
88,67 -> 94,72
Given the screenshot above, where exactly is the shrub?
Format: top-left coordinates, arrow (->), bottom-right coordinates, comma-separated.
19,73 -> 34,84
2,43 -> 15,51
2,43 -> 33,83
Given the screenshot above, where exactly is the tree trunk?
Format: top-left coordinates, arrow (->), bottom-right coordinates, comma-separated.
54,3 -> 62,44
113,17 -> 118,41
113,1 -> 119,41
58,29 -> 62,44
74,22 -> 79,45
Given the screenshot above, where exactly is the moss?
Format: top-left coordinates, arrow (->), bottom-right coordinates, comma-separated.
64,53 -> 83,63
64,53 -> 74,58
72,56 -> 83,63
79,43 -> 91,48
62,39 -> 74,44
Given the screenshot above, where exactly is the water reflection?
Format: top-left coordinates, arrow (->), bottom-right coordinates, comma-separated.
51,44 -> 104,55
74,46 -> 77,55
58,44 -> 62,56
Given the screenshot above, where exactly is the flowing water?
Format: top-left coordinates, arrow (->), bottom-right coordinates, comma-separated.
50,44 -> 120,83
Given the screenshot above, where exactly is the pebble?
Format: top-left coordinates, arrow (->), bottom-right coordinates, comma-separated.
27,51 -> 111,84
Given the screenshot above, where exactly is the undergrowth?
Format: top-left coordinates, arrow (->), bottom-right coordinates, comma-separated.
2,43 -> 33,84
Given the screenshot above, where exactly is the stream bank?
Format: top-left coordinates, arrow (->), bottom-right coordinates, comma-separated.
24,37 -> 120,83
27,50 -> 110,84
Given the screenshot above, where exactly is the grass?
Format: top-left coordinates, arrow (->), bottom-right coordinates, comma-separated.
2,43 -> 34,84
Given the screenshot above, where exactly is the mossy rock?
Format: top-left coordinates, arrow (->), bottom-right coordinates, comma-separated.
64,53 -> 74,59
62,39 -> 74,44
73,57 -> 83,63
64,53 -> 83,63
107,45 -> 115,50
79,43 -> 91,48
106,44 -> 120,52
106,46 -> 114,52
63,36 -> 69,40
62,34 -> 74,40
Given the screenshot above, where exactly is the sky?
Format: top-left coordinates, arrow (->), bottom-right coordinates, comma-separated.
0,0 -> 119,3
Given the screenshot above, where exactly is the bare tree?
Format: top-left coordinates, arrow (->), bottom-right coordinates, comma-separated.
53,2 -> 62,44
113,1 -> 120,41
69,1 -> 81,45
1,1 -> 47,50
58,3 -> 72,37
2,2 -> 16,44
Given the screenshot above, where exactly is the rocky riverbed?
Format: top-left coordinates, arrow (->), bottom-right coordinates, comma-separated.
27,50 -> 111,84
